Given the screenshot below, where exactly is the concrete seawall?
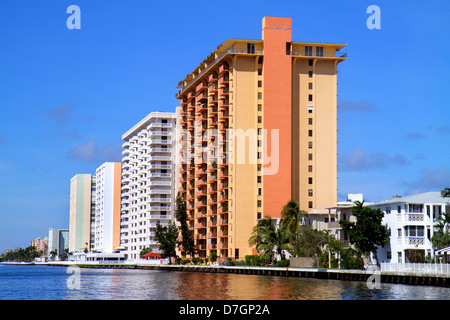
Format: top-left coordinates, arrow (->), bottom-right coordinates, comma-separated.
60,263 -> 450,288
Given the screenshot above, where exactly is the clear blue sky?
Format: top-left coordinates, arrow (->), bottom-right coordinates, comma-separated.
1,0 -> 449,252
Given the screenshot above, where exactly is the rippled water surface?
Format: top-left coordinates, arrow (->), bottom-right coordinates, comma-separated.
1,264 -> 450,300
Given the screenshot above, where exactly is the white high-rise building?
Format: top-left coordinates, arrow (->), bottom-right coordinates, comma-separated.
120,112 -> 177,260
94,162 -> 122,253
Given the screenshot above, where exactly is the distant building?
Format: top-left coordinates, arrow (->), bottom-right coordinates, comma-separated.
120,111 -> 177,260
68,163 -> 122,254
48,228 -> 69,258
325,194 -> 369,241
69,173 -> 96,252
30,236 -> 48,254
93,162 -> 122,253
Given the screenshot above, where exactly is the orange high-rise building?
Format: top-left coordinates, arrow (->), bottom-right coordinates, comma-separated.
175,17 -> 346,260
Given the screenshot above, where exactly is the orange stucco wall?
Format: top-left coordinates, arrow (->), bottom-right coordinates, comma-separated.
262,17 -> 292,218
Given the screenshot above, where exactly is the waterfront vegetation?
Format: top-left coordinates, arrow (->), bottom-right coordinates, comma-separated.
0,246 -> 42,262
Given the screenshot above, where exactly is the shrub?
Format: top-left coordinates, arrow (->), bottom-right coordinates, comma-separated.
275,259 -> 290,267
245,254 -> 271,266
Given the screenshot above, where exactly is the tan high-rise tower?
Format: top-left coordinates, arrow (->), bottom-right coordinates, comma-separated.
175,17 -> 346,260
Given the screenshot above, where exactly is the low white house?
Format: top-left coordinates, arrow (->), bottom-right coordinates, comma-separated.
367,192 -> 450,264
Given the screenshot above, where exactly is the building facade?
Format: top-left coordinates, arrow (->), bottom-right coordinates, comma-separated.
175,16 -> 346,260
69,173 -> 96,252
368,192 -> 450,264
120,112 -> 177,260
94,162 -> 122,253
48,228 -> 69,258
30,236 -> 48,254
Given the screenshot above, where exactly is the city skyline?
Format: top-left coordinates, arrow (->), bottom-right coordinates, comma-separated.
1,0 -> 450,252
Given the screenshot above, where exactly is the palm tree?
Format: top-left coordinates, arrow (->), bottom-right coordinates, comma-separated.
249,216 -> 291,263
280,200 -> 308,234
432,212 -> 450,249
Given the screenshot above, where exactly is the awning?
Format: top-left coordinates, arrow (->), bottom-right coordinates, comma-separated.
435,246 -> 450,255
142,252 -> 161,259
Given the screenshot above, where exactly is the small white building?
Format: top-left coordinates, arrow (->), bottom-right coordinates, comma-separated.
367,192 -> 450,264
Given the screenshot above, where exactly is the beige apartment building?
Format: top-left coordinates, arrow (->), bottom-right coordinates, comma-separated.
175,16 -> 346,260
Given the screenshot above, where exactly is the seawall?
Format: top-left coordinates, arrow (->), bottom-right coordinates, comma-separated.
48,262 -> 450,288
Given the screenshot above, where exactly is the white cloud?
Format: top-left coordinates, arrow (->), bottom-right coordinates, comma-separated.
340,148 -> 410,171
405,167 -> 450,195
67,140 -> 122,163
338,99 -> 379,113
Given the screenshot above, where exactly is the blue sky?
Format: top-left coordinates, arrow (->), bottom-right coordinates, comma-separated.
1,0 -> 449,252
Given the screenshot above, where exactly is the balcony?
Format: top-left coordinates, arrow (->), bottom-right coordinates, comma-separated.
291,49 -> 347,59
149,131 -> 172,137
148,122 -> 173,129
148,147 -> 171,153
218,64 -> 229,74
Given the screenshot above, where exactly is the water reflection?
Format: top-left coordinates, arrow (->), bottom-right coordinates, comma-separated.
61,268 -> 450,300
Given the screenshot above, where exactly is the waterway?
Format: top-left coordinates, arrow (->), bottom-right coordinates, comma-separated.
1,264 -> 450,300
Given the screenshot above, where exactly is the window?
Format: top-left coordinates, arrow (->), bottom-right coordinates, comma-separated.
397,229 -> 402,237
308,59 -> 313,66
409,204 -> 423,213
308,94 -> 313,101
308,71 -> 313,78
308,153 -> 313,161
258,80 -> 262,88
258,68 -> 262,75
257,128 -> 262,135
258,92 -> 263,100
308,105 -> 313,113
257,139 -> 262,147
308,177 -> 313,184
257,212 -> 262,219
386,206 -> 391,214
308,201 -> 313,208
257,187 -> 262,196
257,164 -> 262,171
308,141 -> 313,149
305,46 -> 313,56
258,104 -> 262,111
258,56 -> 263,64
308,82 -> 313,90
258,116 -> 262,123
308,189 -> 313,196
308,118 -> 313,125
405,226 -> 424,237
308,165 -> 313,172
257,200 -> 262,207
316,46 -> 324,57
247,43 -> 255,54
286,42 -> 291,55
257,176 -> 262,183
308,130 -> 313,137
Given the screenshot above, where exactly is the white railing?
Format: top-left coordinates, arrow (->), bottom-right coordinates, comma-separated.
381,263 -> 450,275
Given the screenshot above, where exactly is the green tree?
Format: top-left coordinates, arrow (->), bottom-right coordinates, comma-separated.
155,221 -> 179,262
432,212 -> 450,249
280,200 -> 308,235
139,246 -> 153,258
174,192 -> 196,257
294,226 -> 327,266
248,216 -> 291,263
340,201 -> 389,267
441,188 -> 450,197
